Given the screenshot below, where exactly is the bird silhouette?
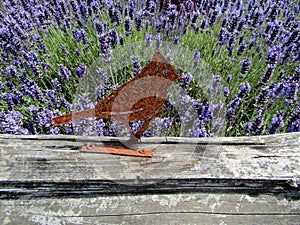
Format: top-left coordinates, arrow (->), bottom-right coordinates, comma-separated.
52,51 -> 181,146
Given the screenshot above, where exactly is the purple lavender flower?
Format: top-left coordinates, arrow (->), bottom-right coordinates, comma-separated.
193,49 -> 200,68
32,34 -> 48,54
72,28 -> 82,42
209,11 -> 218,27
46,89 -> 58,109
285,81 -> 299,105
90,0 -> 100,15
260,64 -> 276,86
283,27 -> 299,48
109,6 -> 121,26
80,28 -> 88,44
288,120 -> 300,132
255,86 -> 271,108
41,62 -> 49,73
227,11 -> 238,33
96,68 -> 110,88
61,45 -> 68,56
267,45 -> 281,66
1,92 -> 15,110
22,51 -> 39,68
51,78 -> 62,92
217,28 -> 228,45
226,83 -> 251,125
75,48 -> 81,57
180,73 -> 193,90
240,58 -> 251,74
96,84 -> 105,100
95,119 -> 106,136
287,101 -> 300,132
212,76 -> 222,91
58,65 -> 71,83
229,97 -> 242,109
118,34 -> 124,45
0,111 -> 28,134
185,0 -> 194,12
291,66 -> 300,83
5,81 -> 24,105
156,19 -> 162,33
49,127 -> 60,135
268,111 -> 285,134
248,37 -> 256,50
149,118 -> 172,137
94,19 -> 106,36
108,29 -> 119,46
237,82 -> 251,98
58,0 -> 68,15
131,56 -> 141,76
28,105 -> 40,134
247,109 -> 265,135
79,2 -> 87,19
124,16 -> 133,36
166,7 -> 177,30
266,20 -> 282,44
156,34 -> 161,51
226,74 -> 232,83
19,75 -> 45,103
174,35 -> 180,45
224,87 -> 230,97
245,121 -> 253,133
75,64 -> 86,80
5,65 -> 19,78
237,42 -> 246,56
237,17 -> 246,32
39,109 -> 54,129
160,0 -> 170,12
98,33 -> 111,54
145,0 -> 155,13
135,12 -> 143,31
227,38 -> 236,57
200,104 -> 212,123
190,118 -> 208,137
144,34 -> 153,47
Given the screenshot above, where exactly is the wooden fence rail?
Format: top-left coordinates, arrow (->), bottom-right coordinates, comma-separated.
0,133 -> 299,224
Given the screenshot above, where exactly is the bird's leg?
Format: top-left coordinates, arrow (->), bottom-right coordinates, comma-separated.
125,132 -> 140,147
122,109 -> 165,149
134,108 -> 165,139
120,122 -> 140,149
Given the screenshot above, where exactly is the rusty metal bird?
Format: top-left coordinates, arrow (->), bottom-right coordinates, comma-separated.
52,51 -> 181,156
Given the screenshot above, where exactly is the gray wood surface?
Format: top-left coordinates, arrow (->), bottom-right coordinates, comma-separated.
0,133 -> 299,224
1,193 -> 300,225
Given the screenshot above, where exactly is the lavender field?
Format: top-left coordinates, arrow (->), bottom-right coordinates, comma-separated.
0,0 -> 299,137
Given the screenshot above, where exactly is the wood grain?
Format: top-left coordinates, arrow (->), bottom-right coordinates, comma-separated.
0,133 -> 299,224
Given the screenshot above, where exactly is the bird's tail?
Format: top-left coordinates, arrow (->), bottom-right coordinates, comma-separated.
53,108 -> 96,126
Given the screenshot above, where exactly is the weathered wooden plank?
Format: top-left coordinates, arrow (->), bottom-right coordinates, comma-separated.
0,133 -> 299,200
1,193 -> 300,225
0,133 -> 299,224
1,133 -> 299,182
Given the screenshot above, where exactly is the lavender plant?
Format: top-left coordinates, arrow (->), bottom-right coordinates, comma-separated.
0,0 -> 299,137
